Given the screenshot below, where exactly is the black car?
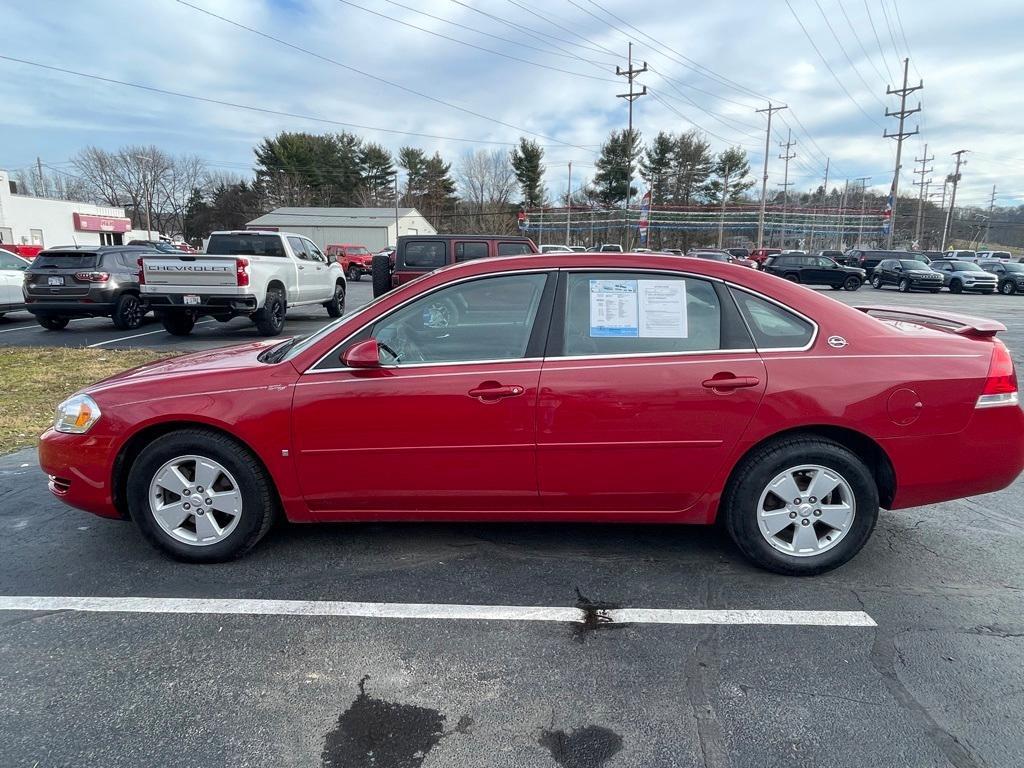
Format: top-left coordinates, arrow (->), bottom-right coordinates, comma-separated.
869,259 -> 943,292
727,247 -> 750,260
23,246 -> 151,330
844,249 -> 914,275
815,249 -> 847,264
980,261 -> 1024,295
763,253 -> 866,290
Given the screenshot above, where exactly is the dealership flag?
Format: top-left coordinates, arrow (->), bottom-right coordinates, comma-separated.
881,185 -> 894,234
638,190 -> 651,245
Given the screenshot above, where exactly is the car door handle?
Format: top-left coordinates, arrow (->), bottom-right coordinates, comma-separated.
702,375 -> 760,391
468,384 -> 524,401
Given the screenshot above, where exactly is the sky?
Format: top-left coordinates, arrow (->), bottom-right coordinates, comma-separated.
1,0 -> 1022,209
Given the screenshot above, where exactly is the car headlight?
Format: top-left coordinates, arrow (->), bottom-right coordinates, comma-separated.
53,394 -> 102,434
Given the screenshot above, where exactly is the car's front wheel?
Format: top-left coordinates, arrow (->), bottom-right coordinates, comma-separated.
1001,281 -> 1017,295
722,437 -> 879,575
126,429 -> 276,562
949,280 -> 964,294
898,278 -> 911,293
871,276 -> 883,289
347,265 -> 361,282
844,276 -> 862,291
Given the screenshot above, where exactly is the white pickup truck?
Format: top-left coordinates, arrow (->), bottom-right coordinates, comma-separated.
140,230 -> 346,336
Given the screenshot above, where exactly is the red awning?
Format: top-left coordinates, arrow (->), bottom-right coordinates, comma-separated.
73,212 -> 132,233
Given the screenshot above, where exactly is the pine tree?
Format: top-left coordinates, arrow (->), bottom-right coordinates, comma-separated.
639,132 -> 674,206
591,129 -> 641,206
398,146 -> 429,202
359,143 -> 396,206
704,147 -> 754,204
671,130 -> 713,205
422,152 -> 458,231
509,138 -> 546,208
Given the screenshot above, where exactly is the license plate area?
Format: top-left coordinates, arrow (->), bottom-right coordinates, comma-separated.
183,295 -> 201,305
48,276 -> 65,286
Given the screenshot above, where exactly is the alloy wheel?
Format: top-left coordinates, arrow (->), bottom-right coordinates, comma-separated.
756,464 -> 856,558
148,455 -> 243,546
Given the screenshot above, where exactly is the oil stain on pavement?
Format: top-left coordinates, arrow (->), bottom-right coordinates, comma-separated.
538,724 -> 624,768
322,675 -> 446,768
572,587 -> 627,643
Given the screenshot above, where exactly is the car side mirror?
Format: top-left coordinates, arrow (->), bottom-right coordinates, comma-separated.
342,338 -> 381,368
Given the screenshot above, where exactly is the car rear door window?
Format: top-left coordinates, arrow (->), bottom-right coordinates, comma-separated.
730,289 -> 815,350
455,242 -> 489,262
370,273 -> 549,365
561,272 -> 723,356
288,237 -> 310,260
402,241 -> 447,269
497,242 -> 533,256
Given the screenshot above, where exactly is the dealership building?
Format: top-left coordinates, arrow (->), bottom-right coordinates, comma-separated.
0,169 -> 133,250
246,207 -> 436,251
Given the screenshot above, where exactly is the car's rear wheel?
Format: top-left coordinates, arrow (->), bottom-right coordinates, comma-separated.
37,315 -> 70,331
371,253 -> 392,297
950,280 -> 963,294
784,273 -> 800,283
1001,281 -> 1017,295
112,293 -> 144,330
325,281 -> 346,318
347,265 -> 361,282
127,429 -> 276,562
898,278 -> 911,293
844,276 -> 862,291
870,275 -> 883,289
254,289 -> 286,336
722,437 -> 879,576
161,312 -> 195,336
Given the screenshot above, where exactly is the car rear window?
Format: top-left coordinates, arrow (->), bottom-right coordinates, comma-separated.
402,241 -> 447,269
730,289 -> 815,349
32,252 -> 99,269
992,252 -> 1011,260
207,234 -> 285,257
455,242 -> 489,262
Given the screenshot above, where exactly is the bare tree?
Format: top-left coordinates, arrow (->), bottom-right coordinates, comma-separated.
456,149 -> 517,234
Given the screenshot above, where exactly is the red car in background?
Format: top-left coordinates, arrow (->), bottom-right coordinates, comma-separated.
0,243 -> 43,259
749,247 -> 782,266
39,253 -> 1023,575
325,243 -> 374,282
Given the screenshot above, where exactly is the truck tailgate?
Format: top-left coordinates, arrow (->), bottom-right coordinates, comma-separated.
142,256 -> 238,287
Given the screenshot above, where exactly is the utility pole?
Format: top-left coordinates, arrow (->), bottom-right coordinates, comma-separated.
808,158 -> 829,252
836,179 -> 850,249
616,42 -> 647,250
393,171 -> 401,247
565,161 -> 572,245
941,149 -> 968,250
982,184 -> 996,248
883,57 -> 922,248
778,129 -> 796,248
36,157 -> 45,197
912,144 -> 934,247
755,102 -> 787,250
716,164 -> 732,248
855,176 -> 871,247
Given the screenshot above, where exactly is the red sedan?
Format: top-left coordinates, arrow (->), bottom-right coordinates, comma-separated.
39,254 -> 1024,575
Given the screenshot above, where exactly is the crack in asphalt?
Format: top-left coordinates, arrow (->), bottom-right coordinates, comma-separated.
683,578 -> 730,768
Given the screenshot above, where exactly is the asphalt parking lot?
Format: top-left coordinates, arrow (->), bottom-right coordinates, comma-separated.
1,280 -> 1023,767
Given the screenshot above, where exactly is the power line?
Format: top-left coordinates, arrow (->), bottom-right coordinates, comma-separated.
878,0 -> 905,67
175,1 -> 593,152
503,0 -> 620,58
863,0 -> 897,82
836,0 -> 891,85
812,0 -> 888,109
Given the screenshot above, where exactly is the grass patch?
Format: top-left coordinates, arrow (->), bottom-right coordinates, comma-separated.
0,347 -> 172,454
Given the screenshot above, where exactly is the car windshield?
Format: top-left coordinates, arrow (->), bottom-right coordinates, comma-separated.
953,262 -> 984,272
31,252 -> 99,269
350,247 -> 371,255
899,260 -> 928,269
207,233 -> 285,257
999,263 -> 1024,273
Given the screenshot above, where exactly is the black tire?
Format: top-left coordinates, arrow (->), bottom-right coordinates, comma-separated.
37,315 -> 70,330
898,278 -> 910,293
126,428 -> 277,563
253,289 -> 286,336
722,436 -> 879,576
830,284 -> 843,290
325,280 -> 346,318
161,312 -> 195,336
870,275 -> 883,289
784,273 -> 800,283
346,265 -> 361,282
844,276 -> 862,291
1001,281 -> 1017,295
112,292 -> 144,330
371,253 -> 392,298
949,279 -> 963,294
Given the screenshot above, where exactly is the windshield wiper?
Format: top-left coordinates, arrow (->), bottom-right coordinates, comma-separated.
260,337 -> 298,364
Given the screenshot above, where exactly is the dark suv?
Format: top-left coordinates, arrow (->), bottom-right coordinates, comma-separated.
870,259 -> 943,292
763,253 -> 866,290
980,261 -> 1024,295
372,234 -> 538,297
845,249 -> 911,276
23,246 -> 150,330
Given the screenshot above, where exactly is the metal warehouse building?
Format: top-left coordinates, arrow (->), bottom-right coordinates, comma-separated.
245,207 -> 436,251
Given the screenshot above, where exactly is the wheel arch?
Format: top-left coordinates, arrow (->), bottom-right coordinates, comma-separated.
111,420 -> 283,520
721,425 -> 896,515
266,279 -> 287,303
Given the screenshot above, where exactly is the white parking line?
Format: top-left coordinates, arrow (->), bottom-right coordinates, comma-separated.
86,320 -> 215,348
0,596 -> 877,626
0,317 -> 91,334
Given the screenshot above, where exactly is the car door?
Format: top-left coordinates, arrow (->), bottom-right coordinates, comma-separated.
534,270 -> 767,514
303,238 -> 332,301
291,270 -> 556,514
286,236 -> 318,303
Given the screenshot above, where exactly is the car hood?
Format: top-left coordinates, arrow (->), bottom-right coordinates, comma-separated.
908,270 -> 938,277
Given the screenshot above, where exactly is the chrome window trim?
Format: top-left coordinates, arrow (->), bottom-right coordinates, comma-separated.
727,285 -> 820,353
305,268 -> 553,373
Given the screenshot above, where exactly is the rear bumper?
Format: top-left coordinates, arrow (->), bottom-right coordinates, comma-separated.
25,300 -> 116,316
145,294 -> 259,314
38,428 -> 124,520
883,404 -> 1024,510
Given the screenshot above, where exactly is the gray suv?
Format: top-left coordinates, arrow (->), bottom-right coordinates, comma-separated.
23,246 -> 150,330
928,259 -> 998,294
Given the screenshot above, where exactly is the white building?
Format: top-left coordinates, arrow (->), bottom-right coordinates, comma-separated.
246,207 -> 436,251
0,170 -> 132,249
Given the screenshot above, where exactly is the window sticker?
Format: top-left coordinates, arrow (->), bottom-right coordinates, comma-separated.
638,280 -> 688,338
589,279 -> 639,336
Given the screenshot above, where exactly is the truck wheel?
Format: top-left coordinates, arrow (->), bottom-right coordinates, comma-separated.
347,265 -> 361,282
325,281 -> 346,318
371,253 -> 392,298
37,315 -> 70,331
254,289 -> 286,336
112,293 -> 144,330
844,276 -> 862,291
161,312 -> 196,336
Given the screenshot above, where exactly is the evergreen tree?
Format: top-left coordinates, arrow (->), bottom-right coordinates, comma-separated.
704,147 -> 754,204
359,143 -> 396,205
639,132 -> 675,205
254,131 -> 363,207
591,129 -> 641,206
509,138 -> 546,207
421,152 -> 458,230
398,146 -> 429,201
671,130 -> 713,205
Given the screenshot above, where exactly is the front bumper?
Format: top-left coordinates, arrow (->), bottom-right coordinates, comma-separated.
38,428 -> 124,520
960,282 -> 998,292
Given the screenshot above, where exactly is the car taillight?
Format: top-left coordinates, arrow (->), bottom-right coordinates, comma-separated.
977,342 -> 1019,408
75,271 -> 110,282
137,257 -> 146,285
236,258 -> 250,286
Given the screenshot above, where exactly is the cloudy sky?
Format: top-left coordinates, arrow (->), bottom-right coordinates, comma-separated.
1,0 -> 1021,208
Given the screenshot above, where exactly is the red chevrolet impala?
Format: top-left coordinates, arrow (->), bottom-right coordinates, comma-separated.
39,254 -> 1024,575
